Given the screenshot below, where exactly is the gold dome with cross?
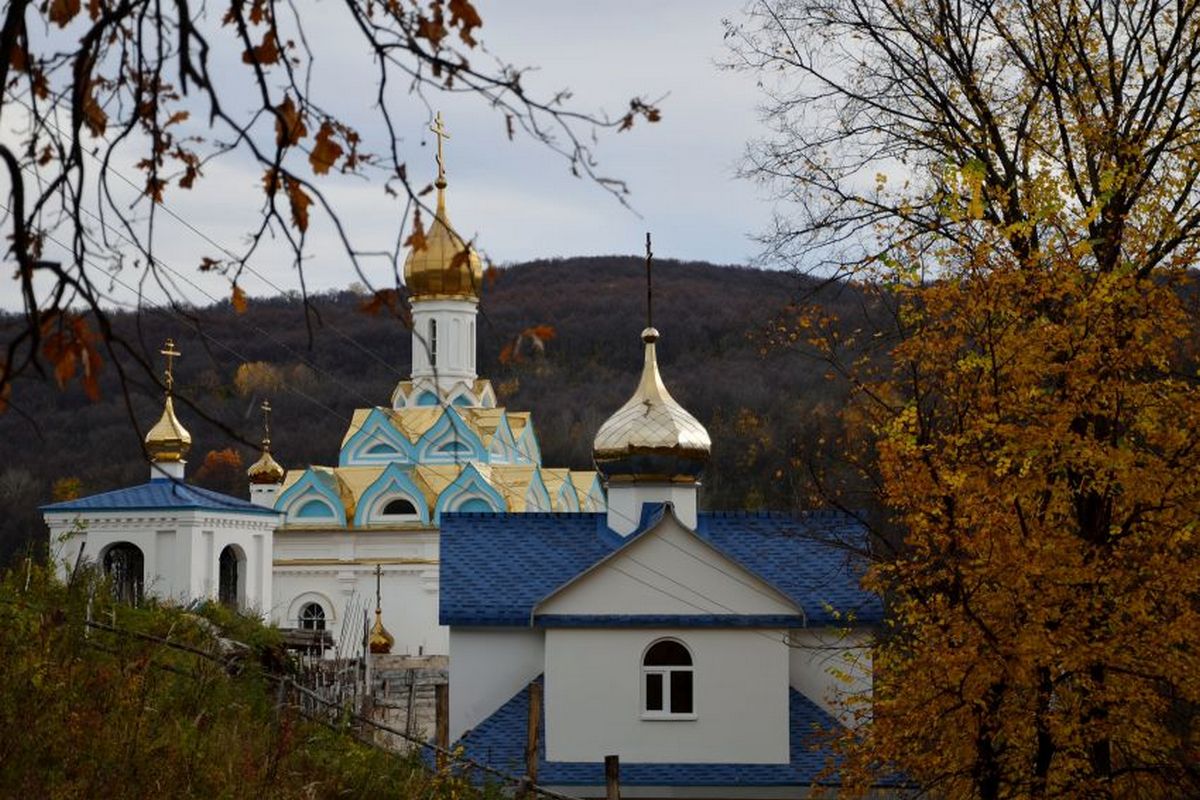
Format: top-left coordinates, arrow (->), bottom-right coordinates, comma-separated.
403,113 -> 484,302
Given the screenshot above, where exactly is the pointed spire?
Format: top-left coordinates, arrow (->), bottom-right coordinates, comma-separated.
404,112 -> 482,301
593,237 -> 711,484
369,564 -> 394,654
248,399 -> 285,485
430,111 -> 450,198
145,338 -> 192,463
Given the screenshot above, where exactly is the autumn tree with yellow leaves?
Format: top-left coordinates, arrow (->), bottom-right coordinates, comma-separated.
731,0 -> 1200,795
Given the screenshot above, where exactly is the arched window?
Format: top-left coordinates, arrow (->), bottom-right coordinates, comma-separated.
299,602 -> 326,631
218,545 -> 243,609
429,319 -> 438,367
103,543 -> 144,605
382,497 -> 417,516
642,639 -> 694,717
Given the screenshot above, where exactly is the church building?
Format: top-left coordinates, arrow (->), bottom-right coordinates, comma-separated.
440,323 -> 878,795
40,114 -> 879,793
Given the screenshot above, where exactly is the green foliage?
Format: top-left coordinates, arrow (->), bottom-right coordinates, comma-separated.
0,563 -> 478,799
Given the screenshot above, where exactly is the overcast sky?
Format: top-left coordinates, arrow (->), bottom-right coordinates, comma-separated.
3,1 -> 777,312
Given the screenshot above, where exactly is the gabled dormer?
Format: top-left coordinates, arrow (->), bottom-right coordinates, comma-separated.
416,407 -> 487,463
339,408 -> 418,467
277,469 -> 348,527
433,463 -> 506,520
353,462 -> 432,527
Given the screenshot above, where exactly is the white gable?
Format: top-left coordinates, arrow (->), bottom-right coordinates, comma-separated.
536,513 -> 801,618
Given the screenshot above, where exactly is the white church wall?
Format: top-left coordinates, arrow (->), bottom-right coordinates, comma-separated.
536,515 -> 800,618
788,628 -> 874,728
605,484 -> 698,535
448,627 -> 545,741
411,299 -> 478,387
543,627 -> 791,764
272,528 -> 445,656
46,510 -> 276,614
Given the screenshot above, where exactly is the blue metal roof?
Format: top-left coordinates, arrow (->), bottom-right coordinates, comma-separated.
534,614 -> 806,628
439,506 -> 881,628
456,677 -> 843,787
40,478 -> 277,515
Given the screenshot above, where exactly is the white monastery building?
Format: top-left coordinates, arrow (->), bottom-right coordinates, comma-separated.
41,116 -> 881,796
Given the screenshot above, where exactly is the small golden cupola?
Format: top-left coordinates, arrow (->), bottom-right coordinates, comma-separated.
247,399 -> 285,485
593,325 -> 712,484
403,112 -> 483,302
145,338 -> 192,469
368,564 -> 394,655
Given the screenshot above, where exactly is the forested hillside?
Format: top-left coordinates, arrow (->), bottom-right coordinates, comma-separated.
0,257 -> 868,561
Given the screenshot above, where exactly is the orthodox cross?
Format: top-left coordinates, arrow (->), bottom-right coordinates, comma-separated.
374,563 -> 384,613
430,111 -> 450,186
645,232 -> 654,330
260,399 -> 273,447
161,338 -> 181,392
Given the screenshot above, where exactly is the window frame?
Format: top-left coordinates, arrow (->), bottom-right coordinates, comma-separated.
299,601 -> 327,631
640,638 -> 697,721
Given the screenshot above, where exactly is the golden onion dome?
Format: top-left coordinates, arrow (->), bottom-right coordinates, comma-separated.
247,448 -> 285,485
145,394 -> 192,463
368,608 -> 394,654
403,191 -> 483,301
404,113 -> 483,302
593,327 -> 711,483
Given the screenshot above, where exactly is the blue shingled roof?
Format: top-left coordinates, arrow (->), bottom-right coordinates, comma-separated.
456,677 -> 843,787
439,506 -> 881,628
40,478 -> 277,515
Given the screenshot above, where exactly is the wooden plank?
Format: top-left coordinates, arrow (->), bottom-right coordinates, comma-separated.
435,682 -> 449,769
526,681 -> 542,795
605,755 -> 620,800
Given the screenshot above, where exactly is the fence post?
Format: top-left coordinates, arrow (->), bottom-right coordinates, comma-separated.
605,754 -> 620,800
525,681 -> 542,794
435,682 -> 449,769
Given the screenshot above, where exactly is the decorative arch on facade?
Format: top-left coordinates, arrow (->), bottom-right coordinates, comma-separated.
286,591 -> 337,628
339,408 -> 416,467
101,541 -> 145,605
277,471 -> 348,526
434,464 -> 506,520
417,408 -> 487,463
218,543 -> 247,609
354,463 -> 431,526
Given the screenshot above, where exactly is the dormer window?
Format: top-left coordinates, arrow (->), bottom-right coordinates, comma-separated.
382,498 -> 417,516
642,639 -> 694,718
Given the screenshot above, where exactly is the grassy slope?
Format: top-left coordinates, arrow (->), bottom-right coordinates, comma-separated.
0,562 -> 489,799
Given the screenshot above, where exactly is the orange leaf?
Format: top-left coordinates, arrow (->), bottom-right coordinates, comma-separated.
48,0 -> 81,27
448,0 -> 483,46
231,284 -> 248,313
275,95 -> 306,147
243,28 -> 280,66
285,176 -> 312,232
404,208 -> 427,253
309,122 -> 343,175
82,84 -> 107,137
165,110 -> 190,127
360,289 -> 398,316
449,247 -> 471,272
